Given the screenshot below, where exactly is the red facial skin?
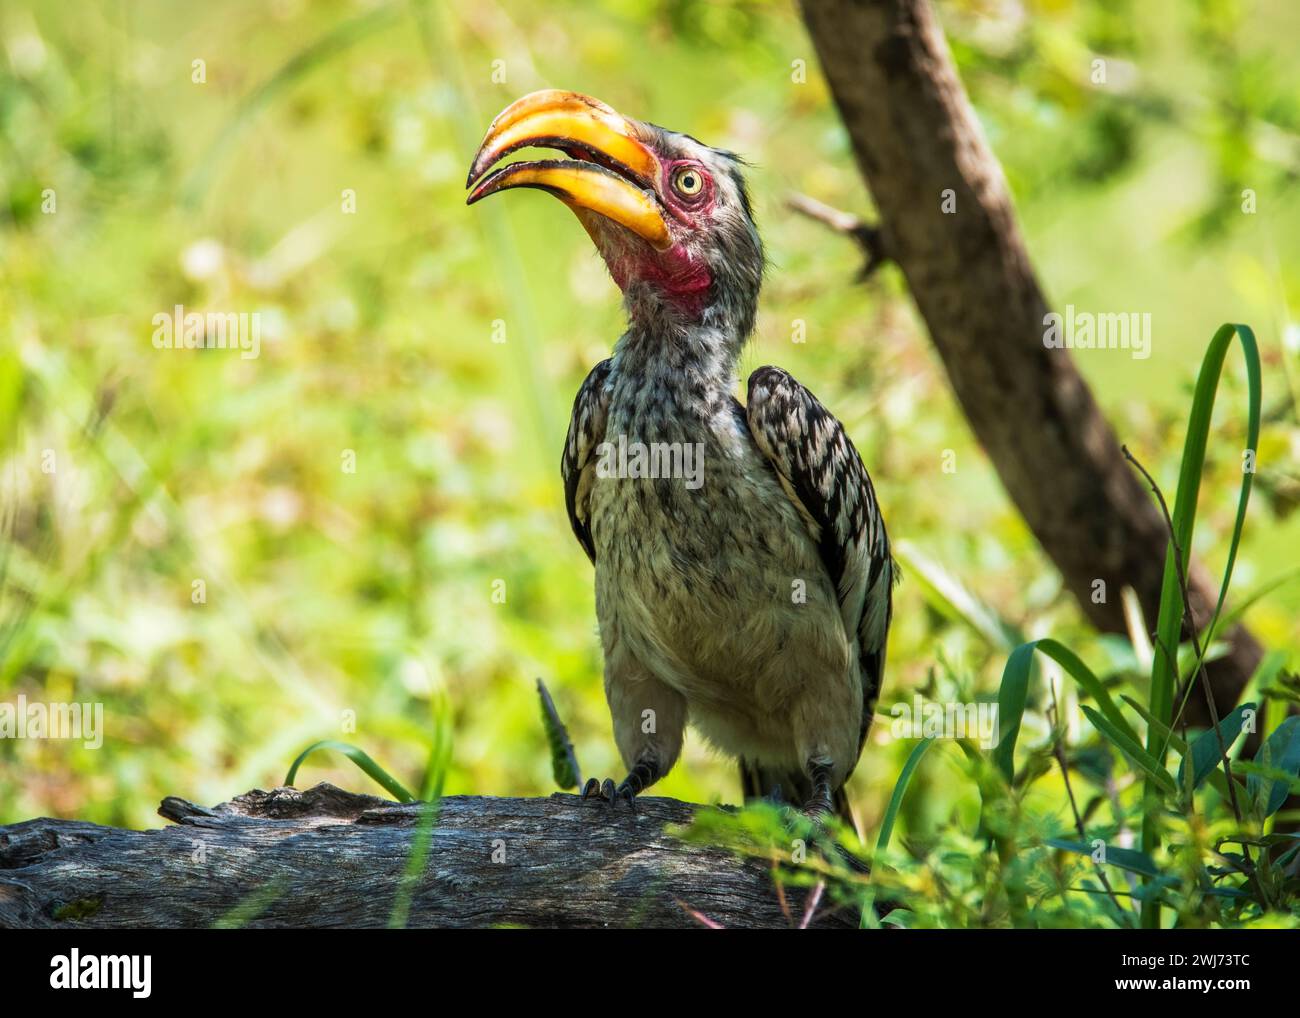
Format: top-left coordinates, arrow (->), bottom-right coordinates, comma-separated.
606,159 -> 715,319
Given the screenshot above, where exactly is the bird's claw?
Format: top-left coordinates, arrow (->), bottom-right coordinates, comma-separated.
580,776 -> 615,802
580,776 -> 637,809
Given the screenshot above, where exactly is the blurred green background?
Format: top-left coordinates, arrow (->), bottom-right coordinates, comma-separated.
1,0 -> 1298,838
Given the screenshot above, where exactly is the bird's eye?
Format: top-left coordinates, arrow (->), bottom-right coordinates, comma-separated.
671,167 -> 705,198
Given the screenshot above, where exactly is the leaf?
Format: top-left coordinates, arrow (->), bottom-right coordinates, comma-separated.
993,642 -> 1036,783
1200,885 -> 1251,900
861,737 -> 936,929
1036,638 -> 1139,743
1147,324 -> 1261,734
536,678 -> 581,790
1122,695 -> 1242,802
284,739 -> 414,802
876,737 -> 935,856
1246,717 -> 1300,819
1081,706 -> 1176,794
992,637 -> 1140,785
1046,838 -> 1163,878
1177,702 -> 1254,791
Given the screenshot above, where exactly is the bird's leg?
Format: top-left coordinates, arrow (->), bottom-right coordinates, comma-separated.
581,755 -> 662,809
801,758 -> 836,820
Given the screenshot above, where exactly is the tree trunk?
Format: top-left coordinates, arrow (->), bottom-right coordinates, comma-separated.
798,0 -> 1262,723
0,783 -> 850,929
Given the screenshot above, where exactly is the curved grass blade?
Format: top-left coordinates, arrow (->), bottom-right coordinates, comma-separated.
993,643 -> 1036,783
285,739 -> 414,803
861,737 -> 935,927
992,638 -> 1139,784
1120,695 -> 1243,802
1082,706 -> 1176,794
1147,324 -> 1261,738
1141,323 -> 1261,930
877,737 -> 936,856
389,692 -> 454,927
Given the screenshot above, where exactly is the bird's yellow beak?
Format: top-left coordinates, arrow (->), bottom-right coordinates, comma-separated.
465,90 -> 671,252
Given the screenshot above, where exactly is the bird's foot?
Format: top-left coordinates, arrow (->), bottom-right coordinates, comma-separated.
800,760 -> 836,824
580,776 -> 636,809
800,791 -> 835,824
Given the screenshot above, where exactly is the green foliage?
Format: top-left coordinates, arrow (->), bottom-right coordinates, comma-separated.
1247,717 -> 1300,819
1178,702 -> 1252,791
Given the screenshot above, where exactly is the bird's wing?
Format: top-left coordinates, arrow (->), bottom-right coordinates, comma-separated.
561,358 -> 614,564
745,365 -> 894,759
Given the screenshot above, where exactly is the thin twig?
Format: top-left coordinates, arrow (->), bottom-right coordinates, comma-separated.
674,899 -> 724,929
799,880 -> 826,930
786,192 -> 890,281
1047,694 -> 1128,919
771,859 -> 793,925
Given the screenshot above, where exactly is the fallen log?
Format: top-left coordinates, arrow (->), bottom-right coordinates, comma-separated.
0,783 -> 851,929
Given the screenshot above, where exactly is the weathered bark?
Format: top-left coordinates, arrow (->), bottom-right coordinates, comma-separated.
798,0 -> 1262,722
0,783 -> 850,929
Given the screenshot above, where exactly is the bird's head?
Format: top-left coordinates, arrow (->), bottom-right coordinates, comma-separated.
467,90 -> 763,340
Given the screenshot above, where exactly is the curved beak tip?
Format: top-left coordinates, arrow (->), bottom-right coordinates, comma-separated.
464,91 -> 669,249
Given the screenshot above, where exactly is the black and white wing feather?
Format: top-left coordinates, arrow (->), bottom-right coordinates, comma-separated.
561,358 -> 613,564
745,365 -> 894,759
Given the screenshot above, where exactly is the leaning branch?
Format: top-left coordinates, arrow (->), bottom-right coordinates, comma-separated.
797,0 -> 1264,725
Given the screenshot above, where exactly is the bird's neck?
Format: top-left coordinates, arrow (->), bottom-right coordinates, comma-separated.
613,306 -> 745,408
612,269 -> 758,402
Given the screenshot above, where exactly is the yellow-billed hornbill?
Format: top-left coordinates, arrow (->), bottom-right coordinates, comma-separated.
467,91 -> 893,824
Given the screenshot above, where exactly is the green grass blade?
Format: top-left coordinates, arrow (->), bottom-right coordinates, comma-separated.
1082,707 -> 1176,794
1120,695 -> 1242,802
992,637 -> 1139,785
993,643 -> 1036,783
1147,323 -> 1261,742
1141,323 -> 1261,930
861,737 -> 935,928
876,737 -> 936,857
285,739 -> 415,803
1036,638 -> 1140,743
389,692 -> 453,927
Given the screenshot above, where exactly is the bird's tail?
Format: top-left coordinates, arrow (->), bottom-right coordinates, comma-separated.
739,760 -> 858,837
